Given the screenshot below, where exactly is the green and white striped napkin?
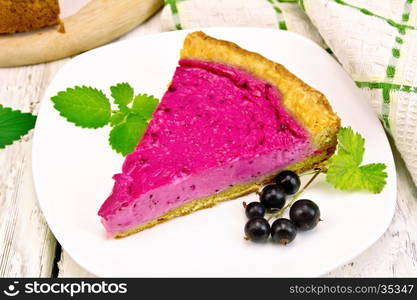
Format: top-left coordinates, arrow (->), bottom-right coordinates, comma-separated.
162,0 -> 327,48
161,0 -> 417,186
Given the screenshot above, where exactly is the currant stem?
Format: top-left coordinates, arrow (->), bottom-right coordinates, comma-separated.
267,168 -> 322,221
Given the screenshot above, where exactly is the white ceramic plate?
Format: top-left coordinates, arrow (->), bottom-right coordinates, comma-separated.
32,28 -> 396,277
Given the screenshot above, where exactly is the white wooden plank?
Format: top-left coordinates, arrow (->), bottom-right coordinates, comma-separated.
58,250 -> 94,277
0,61 -> 65,276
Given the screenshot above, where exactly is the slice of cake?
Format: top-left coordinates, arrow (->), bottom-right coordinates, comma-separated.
98,31 -> 340,238
0,0 -> 60,34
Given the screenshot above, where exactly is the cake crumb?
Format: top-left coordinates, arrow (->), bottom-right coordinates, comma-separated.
58,20 -> 65,34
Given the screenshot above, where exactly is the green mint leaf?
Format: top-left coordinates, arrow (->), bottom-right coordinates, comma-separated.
337,126 -> 365,165
110,83 -> 134,112
110,111 -> 126,126
358,163 -> 388,194
131,94 -> 159,120
51,86 -> 111,128
0,105 -> 37,149
326,153 -> 363,191
109,115 -> 147,156
326,127 -> 387,193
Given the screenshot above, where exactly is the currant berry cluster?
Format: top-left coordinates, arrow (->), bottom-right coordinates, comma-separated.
244,170 -> 321,245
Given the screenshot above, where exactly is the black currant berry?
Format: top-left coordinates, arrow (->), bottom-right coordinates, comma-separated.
244,218 -> 270,243
275,170 -> 301,195
260,184 -> 286,210
245,202 -> 266,219
271,218 -> 297,245
289,199 -> 320,231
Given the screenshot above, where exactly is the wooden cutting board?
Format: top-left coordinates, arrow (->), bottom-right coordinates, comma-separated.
0,0 -> 164,67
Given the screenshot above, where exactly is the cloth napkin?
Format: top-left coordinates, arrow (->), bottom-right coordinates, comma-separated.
161,0 -> 417,186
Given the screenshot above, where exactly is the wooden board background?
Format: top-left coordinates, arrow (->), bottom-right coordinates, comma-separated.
0,0 -> 163,67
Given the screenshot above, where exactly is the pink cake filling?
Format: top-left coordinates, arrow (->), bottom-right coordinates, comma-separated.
98,59 -> 313,236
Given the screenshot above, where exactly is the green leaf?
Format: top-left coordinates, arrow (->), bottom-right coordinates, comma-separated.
337,126 -> 365,165
358,163 -> 388,194
110,83 -> 134,112
110,111 -> 126,126
0,105 -> 36,149
326,154 -> 363,191
109,115 -> 147,156
131,94 -> 159,120
326,127 -> 387,193
51,86 -> 111,128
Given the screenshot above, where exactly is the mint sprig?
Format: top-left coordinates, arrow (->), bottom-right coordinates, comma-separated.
326,127 -> 387,194
0,105 -> 37,149
51,82 -> 159,156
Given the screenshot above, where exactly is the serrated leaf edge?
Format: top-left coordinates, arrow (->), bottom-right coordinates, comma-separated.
108,124 -> 127,156
110,82 -> 134,111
